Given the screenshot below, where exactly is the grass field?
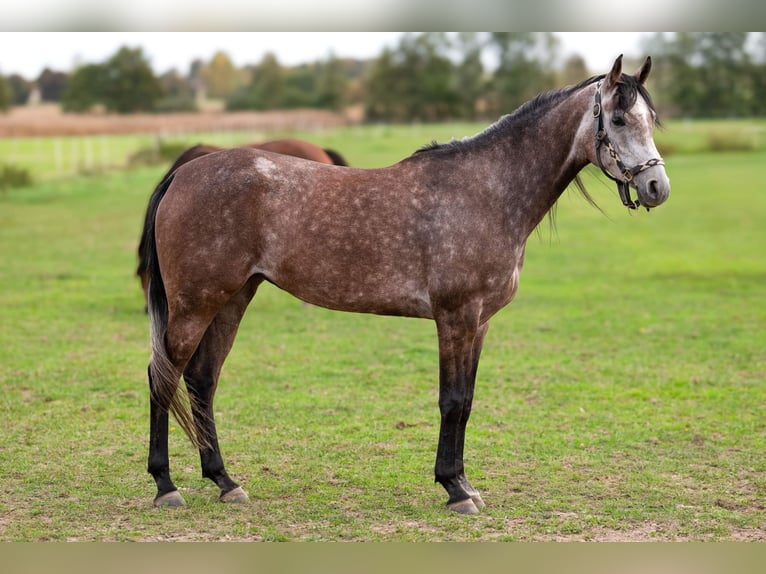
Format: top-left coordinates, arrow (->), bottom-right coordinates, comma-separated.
0,121 -> 764,541
2,116 -> 765,181
0,122 -> 485,181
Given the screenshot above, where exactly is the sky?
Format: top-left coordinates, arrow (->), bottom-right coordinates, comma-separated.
0,32 -> 649,80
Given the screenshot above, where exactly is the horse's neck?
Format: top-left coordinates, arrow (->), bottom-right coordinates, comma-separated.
492,86 -> 594,237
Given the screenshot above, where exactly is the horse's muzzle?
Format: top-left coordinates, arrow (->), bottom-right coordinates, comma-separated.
637,175 -> 670,208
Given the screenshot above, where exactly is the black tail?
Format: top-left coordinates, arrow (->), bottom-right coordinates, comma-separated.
323,148 -> 349,166
137,145 -> 215,284
144,173 -> 173,329
145,173 -> 203,448
135,194 -> 154,282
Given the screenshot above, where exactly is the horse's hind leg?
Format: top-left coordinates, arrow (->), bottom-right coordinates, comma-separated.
148,368 -> 185,507
148,308 -> 221,507
183,278 -> 261,503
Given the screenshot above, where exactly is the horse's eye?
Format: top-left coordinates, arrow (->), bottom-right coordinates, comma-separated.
611,115 -> 626,127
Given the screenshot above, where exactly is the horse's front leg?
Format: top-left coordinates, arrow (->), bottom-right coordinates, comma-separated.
434,314 -> 489,514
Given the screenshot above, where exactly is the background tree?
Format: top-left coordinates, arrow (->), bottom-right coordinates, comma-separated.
364,47 -> 398,120
365,32 -> 460,122
314,52 -> 347,110
101,46 -> 162,113
642,32 -> 756,118
61,63 -> 108,112
0,74 -> 11,112
748,32 -> 766,115
227,52 -> 284,111
282,63 -> 318,108
13,32 -> 766,121
36,68 -> 68,102
559,54 -> 589,86
453,32 -> 486,119
7,74 -> 32,106
61,46 -> 162,113
156,69 -> 197,112
487,32 -> 559,116
199,51 -> 241,99
695,32 -> 752,117
402,32 -> 459,121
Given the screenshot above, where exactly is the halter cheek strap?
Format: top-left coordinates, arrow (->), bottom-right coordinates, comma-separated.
593,82 -> 664,210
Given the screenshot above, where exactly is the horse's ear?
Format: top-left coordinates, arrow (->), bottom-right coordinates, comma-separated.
635,56 -> 652,85
605,54 -> 623,88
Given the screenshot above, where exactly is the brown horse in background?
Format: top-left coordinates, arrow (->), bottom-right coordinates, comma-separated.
136,138 -> 348,309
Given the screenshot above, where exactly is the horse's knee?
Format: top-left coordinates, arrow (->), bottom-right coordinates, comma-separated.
438,392 -> 467,418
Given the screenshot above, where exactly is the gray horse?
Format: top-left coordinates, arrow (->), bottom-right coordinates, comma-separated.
143,55 -> 669,514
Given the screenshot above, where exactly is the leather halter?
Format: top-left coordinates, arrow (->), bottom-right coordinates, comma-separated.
593,81 -> 664,210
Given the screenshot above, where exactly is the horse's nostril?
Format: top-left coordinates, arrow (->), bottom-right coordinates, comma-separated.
647,179 -> 659,198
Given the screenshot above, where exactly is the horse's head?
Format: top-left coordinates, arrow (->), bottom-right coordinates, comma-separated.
593,55 -> 670,210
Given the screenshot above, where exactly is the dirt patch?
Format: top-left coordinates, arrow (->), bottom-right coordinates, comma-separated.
0,104 -> 349,137
728,527 -> 766,541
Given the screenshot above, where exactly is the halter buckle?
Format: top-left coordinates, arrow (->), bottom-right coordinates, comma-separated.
592,102 -> 601,118
622,168 -> 634,182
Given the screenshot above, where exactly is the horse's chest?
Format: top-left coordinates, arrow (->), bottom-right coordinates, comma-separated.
475,244 -> 525,320
480,263 -> 521,315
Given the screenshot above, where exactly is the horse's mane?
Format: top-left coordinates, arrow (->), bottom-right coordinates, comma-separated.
414,73 -> 659,157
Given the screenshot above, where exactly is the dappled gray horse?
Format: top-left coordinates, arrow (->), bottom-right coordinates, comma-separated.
143,55 -> 669,513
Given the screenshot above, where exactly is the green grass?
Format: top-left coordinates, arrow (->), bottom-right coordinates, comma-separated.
0,123 -> 764,541
0,123 -> 483,181
0,118 -> 765,182
653,118 -> 766,156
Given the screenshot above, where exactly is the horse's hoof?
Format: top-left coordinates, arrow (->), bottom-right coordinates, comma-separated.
471,494 -> 486,509
220,486 -> 249,503
446,498 -> 480,515
154,490 -> 185,507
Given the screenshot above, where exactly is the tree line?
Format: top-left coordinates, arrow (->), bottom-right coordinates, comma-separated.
1,33 -> 765,120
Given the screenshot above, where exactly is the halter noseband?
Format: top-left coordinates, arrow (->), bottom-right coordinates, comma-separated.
593,81 -> 664,210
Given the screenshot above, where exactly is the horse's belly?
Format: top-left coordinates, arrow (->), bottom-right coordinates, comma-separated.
286,277 -> 433,318
262,255 -> 433,319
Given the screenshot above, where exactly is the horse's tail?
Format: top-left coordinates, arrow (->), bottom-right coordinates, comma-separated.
323,148 -> 349,167
137,145 -> 217,312
135,195 -> 155,312
144,173 -> 203,448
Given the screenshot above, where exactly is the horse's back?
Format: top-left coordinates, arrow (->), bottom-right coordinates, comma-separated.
251,138 -> 334,164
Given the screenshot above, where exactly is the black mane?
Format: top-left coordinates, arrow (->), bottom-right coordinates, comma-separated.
414,73 -> 659,156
